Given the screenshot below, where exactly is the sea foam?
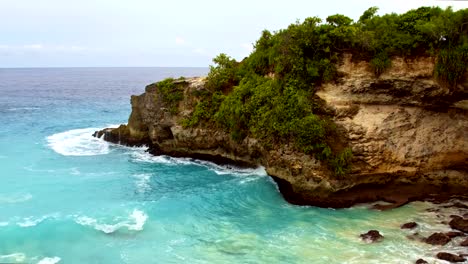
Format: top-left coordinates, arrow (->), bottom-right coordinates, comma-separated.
0,193 -> 32,204
47,127 -> 116,156
37,256 -> 61,264
132,173 -> 152,193
76,209 -> 148,234
129,149 -> 267,177
6,107 -> 41,111
0,253 -> 26,263
17,214 -> 55,227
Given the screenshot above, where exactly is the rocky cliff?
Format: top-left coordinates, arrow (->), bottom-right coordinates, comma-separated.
95,54 -> 468,208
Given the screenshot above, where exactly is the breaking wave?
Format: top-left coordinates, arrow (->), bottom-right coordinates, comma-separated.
0,193 -> 32,204
46,126 -> 117,156
75,209 -> 148,234
37,256 -> 61,264
129,149 -> 267,177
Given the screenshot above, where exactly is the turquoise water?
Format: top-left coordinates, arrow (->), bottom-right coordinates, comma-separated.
0,68 -> 465,264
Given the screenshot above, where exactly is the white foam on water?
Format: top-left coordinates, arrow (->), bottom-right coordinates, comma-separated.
75,209 -> 148,234
129,148 -> 267,178
7,107 -> 41,111
0,222 -> 8,226
37,256 -> 61,264
0,193 -> 32,204
17,214 -> 56,227
130,151 -> 190,165
0,253 -> 26,262
46,126 -> 117,156
132,174 -> 152,193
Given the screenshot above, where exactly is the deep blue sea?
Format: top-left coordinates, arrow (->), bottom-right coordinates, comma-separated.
0,68 -> 465,264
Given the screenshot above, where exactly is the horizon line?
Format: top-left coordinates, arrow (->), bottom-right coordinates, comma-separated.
0,66 -> 209,69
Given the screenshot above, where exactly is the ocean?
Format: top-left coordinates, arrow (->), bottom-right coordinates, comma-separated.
0,67 -> 465,264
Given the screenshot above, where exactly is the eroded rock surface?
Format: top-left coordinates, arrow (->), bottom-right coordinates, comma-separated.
401,222 -> 418,229
95,55 -> 468,208
425,232 -> 451,245
436,252 -> 466,263
450,216 -> 468,233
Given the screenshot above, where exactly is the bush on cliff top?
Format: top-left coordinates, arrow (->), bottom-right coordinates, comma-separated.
182,6 -> 467,177
156,77 -> 184,114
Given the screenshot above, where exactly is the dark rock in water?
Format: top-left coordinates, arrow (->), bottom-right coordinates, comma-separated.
463,213 -> 468,218
360,230 -> 383,243
452,202 -> 468,209
415,259 -> 428,264
93,125 -> 150,147
446,231 -> 465,238
401,222 -> 418,229
425,232 -> 451,245
461,238 -> 468,247
449,216 -> 468,233
436,252 -> 466,262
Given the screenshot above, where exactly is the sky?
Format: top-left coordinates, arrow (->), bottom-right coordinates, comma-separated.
0,0 -> 467,67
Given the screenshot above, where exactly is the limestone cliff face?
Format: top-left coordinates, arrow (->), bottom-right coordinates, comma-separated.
95,54 -> 468,208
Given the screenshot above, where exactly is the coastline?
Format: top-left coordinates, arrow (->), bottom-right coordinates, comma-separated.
94,54 -> 468,210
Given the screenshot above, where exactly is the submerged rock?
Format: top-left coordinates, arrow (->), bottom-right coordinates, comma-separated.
406,232 -> 424,242
425,232 -> 451,245
436,252 -> 466,262
360,230 -> 383,243
401,222 -> 418,229
415,259 -> 428,264
449,216 -> 468,233
451,202 -> 468,209
446,231 -> 465,238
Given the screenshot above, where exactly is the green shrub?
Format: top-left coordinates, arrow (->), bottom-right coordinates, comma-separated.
330,148 -> 353,178
205,54 -> 239,92
156,78 -> 184,114
182,91 -> 225,127
370,52 -> 391,76
434,46 -> 468,87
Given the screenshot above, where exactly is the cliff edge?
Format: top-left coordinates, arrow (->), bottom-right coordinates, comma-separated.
95,54 -> 468,208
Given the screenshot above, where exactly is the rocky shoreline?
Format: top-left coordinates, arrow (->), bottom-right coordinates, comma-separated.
359,199 -> 468,263
94,54 -> 468,209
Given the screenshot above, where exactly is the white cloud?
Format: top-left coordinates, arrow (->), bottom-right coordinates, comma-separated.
175,37 -> 186,45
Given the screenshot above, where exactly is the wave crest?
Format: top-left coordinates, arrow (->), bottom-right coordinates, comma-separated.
46,127 -> 116,156
76,209 -> 148,234
37,256 -> 61,264
0,253 -> 26,263
0,193 -> 32,204
130,150 -> 267,177
17,214 -> 55,227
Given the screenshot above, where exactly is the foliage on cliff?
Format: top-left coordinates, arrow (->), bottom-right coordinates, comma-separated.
156,77 -> 185,114
182,6 -> 467,177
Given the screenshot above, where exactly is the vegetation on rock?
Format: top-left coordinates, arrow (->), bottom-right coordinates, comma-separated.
181,6 -> 467,176
155,77 -> 185,114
